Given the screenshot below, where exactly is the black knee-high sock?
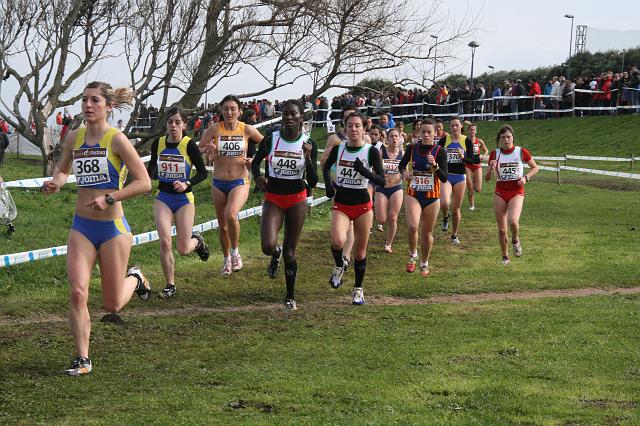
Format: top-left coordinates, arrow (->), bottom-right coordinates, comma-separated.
331,246 -> 344,267
284,260 -> 297,300
354,257 -> 366,288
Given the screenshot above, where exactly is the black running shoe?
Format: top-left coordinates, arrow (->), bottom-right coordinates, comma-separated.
268,246 -> 282,279
192,232 -> 209,261
285,299 -> 298,311
159,284 -> 176,299
442,214 -> 450,232
66,356 -> 92,376
128,266 -> 151,301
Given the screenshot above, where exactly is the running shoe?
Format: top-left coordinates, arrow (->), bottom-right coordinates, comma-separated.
384,244 -> 393,254
377,224 -> 384,232
406,255 -> 418,273
329,265 -> 345,289
513,240 -> 523,257
352,287 -> 365,305
285,299 -> 298,311
159,284 -> 176,299
268,246 -> 282,279
451,234 -> 461,246
342,256 -> 350,273
502,256 -> 510,266
420,264 -> 430,276
468,206 -> 476,211
231,253 -> 243,272
220,258 -> 232,276
128,266 -> 151,301
192,232 -> 209,261
66,356 -> 92,376
442,214 -> 450,231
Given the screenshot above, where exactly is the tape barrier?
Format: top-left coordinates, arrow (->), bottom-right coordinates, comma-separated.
1,194 -> 331,268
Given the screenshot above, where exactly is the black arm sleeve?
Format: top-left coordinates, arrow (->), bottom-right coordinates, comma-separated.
147,139 -> 159,179
251,135 -> 271,179
398,144 -> 413,173
462,138 -> 475,164
361,148 -> 386,187
305,138 -> 319,189
435,147 -> 448,183
187,140 -> 208,187
247,140 -> 258,158
322,145 -> 338,189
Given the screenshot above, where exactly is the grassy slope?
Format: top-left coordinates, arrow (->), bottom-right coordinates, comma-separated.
0,115 -> 639,424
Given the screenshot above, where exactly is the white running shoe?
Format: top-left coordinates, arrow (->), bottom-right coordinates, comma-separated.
329,265 -> 345,289
285,299 -> 298,311
352,287 -> 365,305
468,206 -> 476,211
231,253 -> 243,272
377,224 -> 384,232
128,266 -> 151,301
220,259 -> 232,275
384,244 -> 393,254
513,241 -> 523,257
451,235 -> 461,246
502,256 -> 510,266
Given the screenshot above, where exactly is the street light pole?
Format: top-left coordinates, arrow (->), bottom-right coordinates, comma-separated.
564,14 -> 574,78
430,35 -> 438,84
468,41 -> 479,86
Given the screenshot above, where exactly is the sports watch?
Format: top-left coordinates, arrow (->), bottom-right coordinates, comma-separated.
105,194 -> 115,205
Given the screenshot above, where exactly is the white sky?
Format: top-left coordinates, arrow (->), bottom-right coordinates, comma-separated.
3,0 -> 640,122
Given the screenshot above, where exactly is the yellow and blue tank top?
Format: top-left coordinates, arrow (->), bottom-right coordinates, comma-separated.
73,127 -> 125,189
442,134 -> 467,174
156,136 -> 192,184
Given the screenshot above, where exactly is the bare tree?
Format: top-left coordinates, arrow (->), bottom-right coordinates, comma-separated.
0,0 -> 128,174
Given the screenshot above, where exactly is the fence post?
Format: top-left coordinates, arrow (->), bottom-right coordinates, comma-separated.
631,153 -> 634,170
564,153 -> 567,167
556,161 -> 561,186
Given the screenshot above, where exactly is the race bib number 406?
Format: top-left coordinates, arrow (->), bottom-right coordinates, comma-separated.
218,136 -> 244,157
74,148 -> 110,186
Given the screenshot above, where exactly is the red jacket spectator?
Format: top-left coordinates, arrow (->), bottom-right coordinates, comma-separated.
528,80 -> 541,96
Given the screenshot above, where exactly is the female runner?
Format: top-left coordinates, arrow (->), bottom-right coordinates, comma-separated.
252,100 -> 318,310
399,118 -> 448,276
198,95 -> 263,275
147,106 -> 209,299
320,105 -> 366,271
464,123 -> 488,211
374,128 -> 404,253
485,125 -> 539,265
323,112 -> 386,305
438,116 -> 473,244
42,81 -> 152,376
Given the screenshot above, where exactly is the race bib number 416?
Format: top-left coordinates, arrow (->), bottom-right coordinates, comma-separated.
410,171 -> 434,192
74,148 -> 110,186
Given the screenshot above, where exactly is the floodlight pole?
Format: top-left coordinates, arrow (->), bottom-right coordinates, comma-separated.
564,14 -> 574,79
468,41 -> 479,86
430,35 -> 438,84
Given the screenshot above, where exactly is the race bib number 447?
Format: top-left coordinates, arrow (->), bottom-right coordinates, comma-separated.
73,148 -> 110,186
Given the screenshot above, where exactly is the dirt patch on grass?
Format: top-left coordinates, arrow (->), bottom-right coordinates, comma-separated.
580,399 -> 638,409
1,286 -> 639,327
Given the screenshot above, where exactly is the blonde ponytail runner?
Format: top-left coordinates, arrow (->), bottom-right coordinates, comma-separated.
112,87 -> 136,111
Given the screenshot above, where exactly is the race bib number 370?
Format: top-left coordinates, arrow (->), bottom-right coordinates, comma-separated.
74,148 -> 110,186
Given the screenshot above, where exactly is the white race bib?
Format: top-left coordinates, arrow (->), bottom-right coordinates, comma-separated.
446,148 -> 462,163
218,135 -> 244,157
498,161 -> 521,181
473,143 -> 480,155
383,159 -> 400,175
158,154 -> 187,180
410,170 -> 434,192
74,148 -> 110,186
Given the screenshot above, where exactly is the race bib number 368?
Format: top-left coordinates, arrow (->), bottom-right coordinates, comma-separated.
73,148 -> 110,186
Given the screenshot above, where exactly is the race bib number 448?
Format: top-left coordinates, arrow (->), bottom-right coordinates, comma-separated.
74,148 -> 110,186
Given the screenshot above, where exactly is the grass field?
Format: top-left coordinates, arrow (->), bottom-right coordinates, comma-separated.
0,116 -> 639,424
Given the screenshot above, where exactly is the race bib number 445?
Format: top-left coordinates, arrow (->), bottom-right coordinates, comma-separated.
73,148 -> 110,186
499,161 -> 520,181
